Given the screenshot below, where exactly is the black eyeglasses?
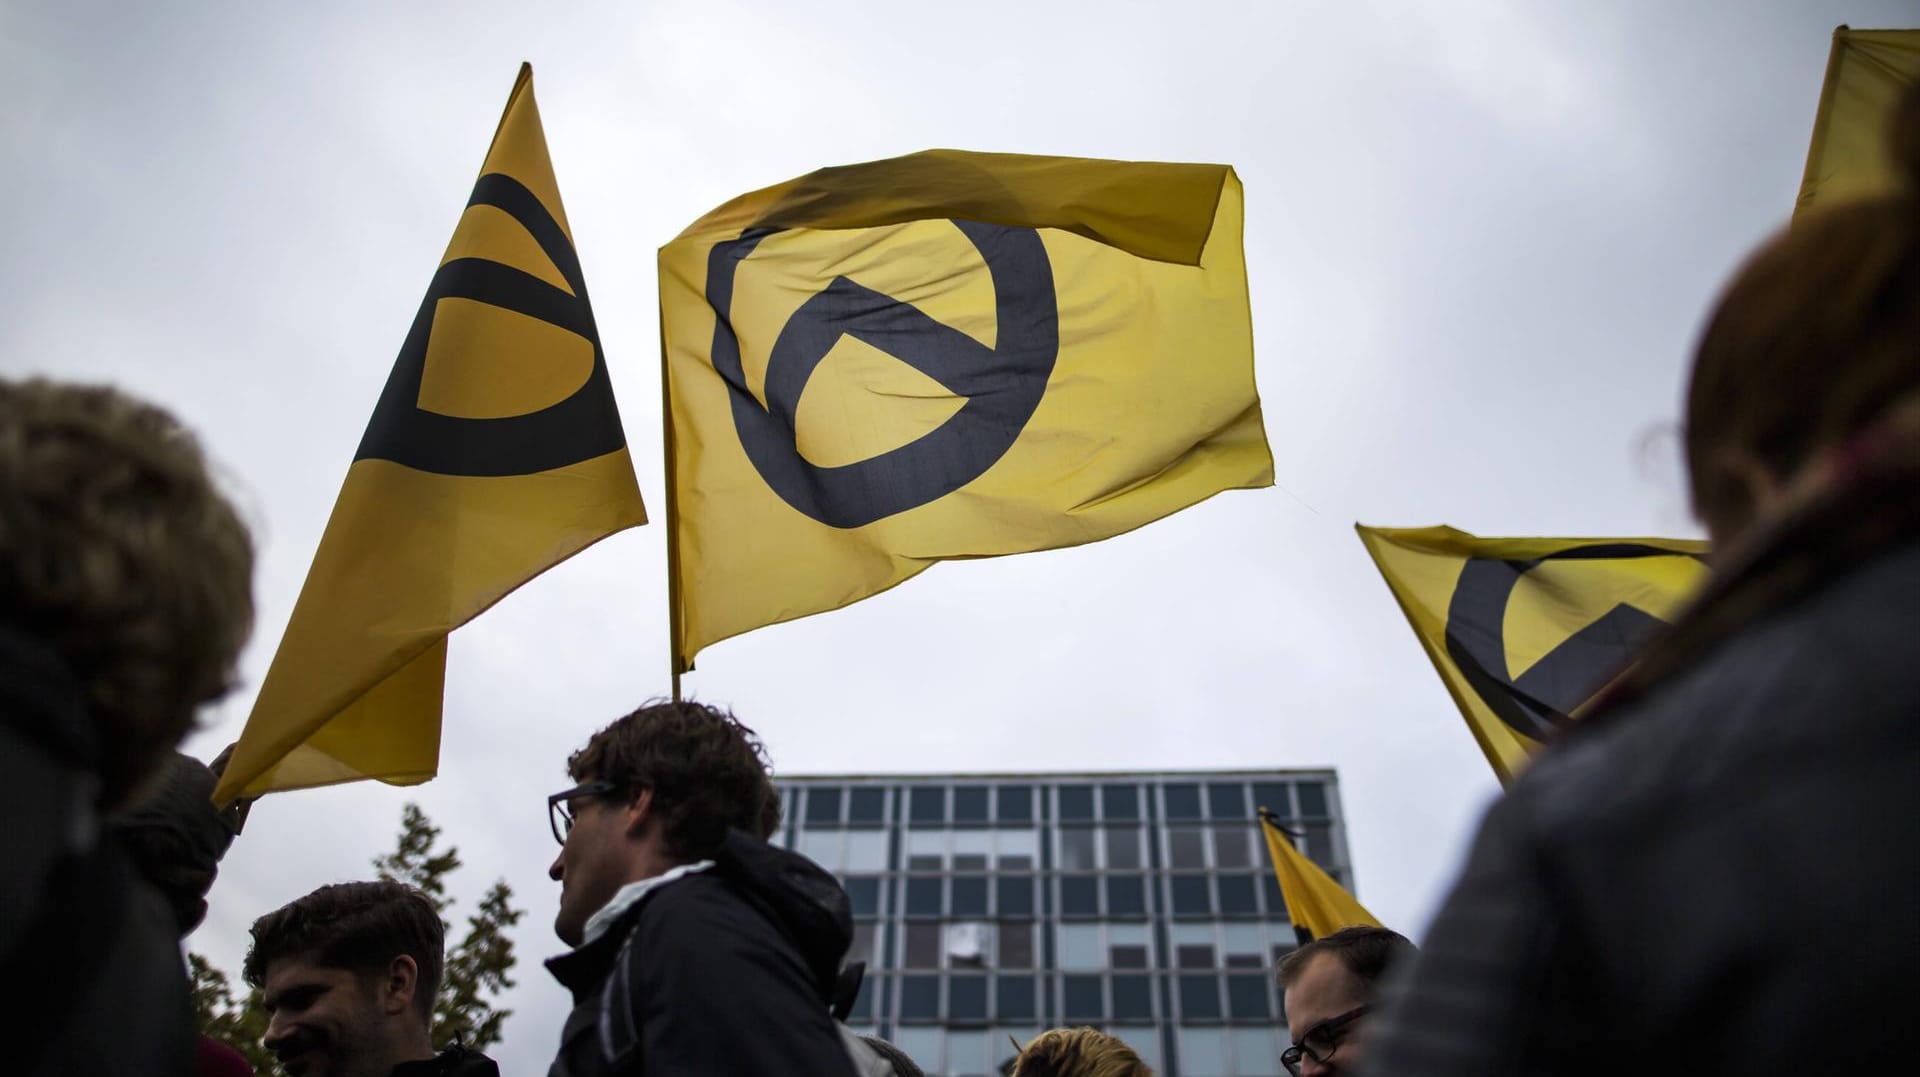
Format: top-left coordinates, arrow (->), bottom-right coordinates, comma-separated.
1282,1005 -> 1371,1075
547,780 -> 624,845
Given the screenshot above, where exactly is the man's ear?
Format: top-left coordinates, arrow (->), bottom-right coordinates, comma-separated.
381,954 -> 420,1018
623,787 -> 655,841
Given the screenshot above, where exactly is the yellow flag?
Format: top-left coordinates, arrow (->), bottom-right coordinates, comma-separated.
658,150 -> 1272,671
216,65 -> 646,802
1259,813 -> 1380,941
1796,27 -> 1920,216
1356,525 -> 1708,786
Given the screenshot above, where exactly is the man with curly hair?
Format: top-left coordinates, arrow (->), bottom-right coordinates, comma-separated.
0,378 -> 255,1076
542,700 -> 862,1077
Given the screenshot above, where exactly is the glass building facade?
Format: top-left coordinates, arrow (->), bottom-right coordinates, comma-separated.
773,770 -> 1353,1077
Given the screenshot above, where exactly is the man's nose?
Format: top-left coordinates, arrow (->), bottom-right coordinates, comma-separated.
549,851 -> 564,881
263,1011 -> 297,1052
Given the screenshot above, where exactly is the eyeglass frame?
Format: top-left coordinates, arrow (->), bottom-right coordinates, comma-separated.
547,779 -> 627,845
1281,1004 -> 1372,1075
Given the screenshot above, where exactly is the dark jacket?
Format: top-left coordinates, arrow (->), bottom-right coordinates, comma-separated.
0,625 -> 196,1077
545,828 -> 860,1077
394,1044 -> 501,1077
1364,518 -> 1920,1075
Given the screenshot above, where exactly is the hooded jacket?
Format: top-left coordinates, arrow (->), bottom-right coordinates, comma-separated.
545,827 -> 860,1077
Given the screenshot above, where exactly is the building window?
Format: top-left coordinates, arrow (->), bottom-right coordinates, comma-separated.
904,923 -> 941,968
997,785 -> 1034,823
906,877 -> 942,918
996,975 -> 1036,1020
1213,827 -> 1251,868
1063,974 -> 1103,1021
1179,974 -> 1223,1020
1262,873 -> 1285,916
1179,1027 -> 1229,1077
901,974 -> 940,1020
846,877 -> 881,919
1170,875 -> 1212,916
849,921 -> 878,964
1208,783 -> 1248,820
1115,1027 -> 1162,1070
1109,923 -> 1151,968
845,829 -> 890,872
1164,783 -> 1204,820
1227,973 -> 1272,1019
910,786 -> 946,825
952,876 -> 989,918
1221,923 -> 1266,969
1297,781 -> 1328,817
952,830 -> 991,870
1251,782 -> 1290,819
849,972 -> 877,1022
947,1027 -> 991,1076
1169,827 -> 1208,869
949,975 -> 988,1022
1303,822 -> 1334,864
1102,784 -> 1140,821
953,785 -> 990,823
848,786 -> 887,823
998,875 -> 1035,918
1058,784 -> 1096,822
999,922 -> 1034,968
1058,924 -> 1104,970
1112,974 -> 1154,1020
805,786 -> 843,824
798,829 -> 840,871
946,922 -> 992,968
996,830 -> 1038,869
895,1027 -> 942,1069
1105,827 -> 1143,870
1058,828 -> 1097,870
1060,875 -> 1100,917
1218,875 -> 1259,916
1106,875 -> 1147,917
1231,1027 -> 1285,1076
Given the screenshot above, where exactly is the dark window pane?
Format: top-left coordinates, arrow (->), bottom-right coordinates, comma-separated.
846,877 -> 881,918
1218,875 -> 1258,915
805,787 -> 843,824
1106,875 -> 1146,917
952,875 -> 989,917
953,854 -> 989,871
1261,873 -> 1285,916
1059,785 -> 1095,821
1063,975 -> 1104,1021
1176,944 -> 1215,969
901,975 -> 940,1019
1111,945 -> 1150,969
905,923 -> 941,968
1251,782 -> 1290,818
910,787 -> 946,824
1225,953 -> 1264,969
1105,828 -> 1142,869
1061,876 -> 1099,917
908,854 -> 943,872
1171,875 -> 1212,915
996,975 -> 1036,1020
1179,974 -> 1222,1019
848,922 -> 877,964
998,876 -> 1035,918
1164,783 -> 1203,820
906,877 -> 942,917
1304,823 -> 1334,864
1112,974 -> 1153,1019
1213,827 -> 1251,868
1169,828 -> 1207,869
997,785 -> 1033,823
999,922 -> 1034,968
954,785 -> 990,823
1207,783 -> 1248,820
1102,784 -> 1140,821
1059,829 -> 1097,870
1297,782 -> 1328,817
848,787 -> 887,823
950,975 -> 988,1021
849,972 -> 876,1021
1227,974 -> 1272,1019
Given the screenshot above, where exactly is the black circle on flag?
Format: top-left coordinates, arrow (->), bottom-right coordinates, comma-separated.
703,220 -> 1059,529
355,173 -> 627,477
1443,544 -> 1700,742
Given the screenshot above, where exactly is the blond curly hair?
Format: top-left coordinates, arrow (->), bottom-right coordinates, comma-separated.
0,379 -> 253,807
1011,1028 -> 1153,1077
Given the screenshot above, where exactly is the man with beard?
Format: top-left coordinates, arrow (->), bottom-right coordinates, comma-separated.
245,881 -> 497,1077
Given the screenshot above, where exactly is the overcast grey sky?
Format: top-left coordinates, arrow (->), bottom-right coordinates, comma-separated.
5,1 -> 1909,1071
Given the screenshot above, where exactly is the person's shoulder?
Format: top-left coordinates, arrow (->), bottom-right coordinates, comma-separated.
635,869 -> 771,944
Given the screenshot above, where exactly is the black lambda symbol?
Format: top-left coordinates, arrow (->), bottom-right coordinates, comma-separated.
356,173 -> 627,476
1444,544 -> 1701,741
704,220 -> 1059,529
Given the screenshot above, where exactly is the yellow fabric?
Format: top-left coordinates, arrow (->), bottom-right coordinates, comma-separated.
1259,816 -> 1380,939
1356,525 -> 1709,786
659,150 -> 1273,671
1796,28 -> 1920,216
216,65 -> 645,802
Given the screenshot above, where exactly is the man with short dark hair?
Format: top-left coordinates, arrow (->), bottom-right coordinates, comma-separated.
1276,927 -> 1414,1077
245,881 -> 497,1077
543,699 -> 859,1077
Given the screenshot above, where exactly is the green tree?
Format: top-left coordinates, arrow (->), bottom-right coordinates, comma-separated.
192,802 -> 524,1062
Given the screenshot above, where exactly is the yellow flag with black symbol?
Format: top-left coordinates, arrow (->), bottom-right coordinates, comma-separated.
1797,27 -> 1920,217
1356,525 -> 1709,786
1258,812 -> 1380,942
658,150 -> 1272,672
215,65 -> 645,803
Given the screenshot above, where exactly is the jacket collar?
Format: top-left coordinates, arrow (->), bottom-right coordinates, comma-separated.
544,860 -> 713,995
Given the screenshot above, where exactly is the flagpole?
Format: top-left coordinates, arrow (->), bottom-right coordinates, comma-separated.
659,291 -> 685,702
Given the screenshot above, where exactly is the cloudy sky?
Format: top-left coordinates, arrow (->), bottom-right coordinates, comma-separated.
5,1 -> 1907,1071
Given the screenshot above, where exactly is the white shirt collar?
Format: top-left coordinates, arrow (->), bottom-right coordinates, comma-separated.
579,859 -> 715,946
